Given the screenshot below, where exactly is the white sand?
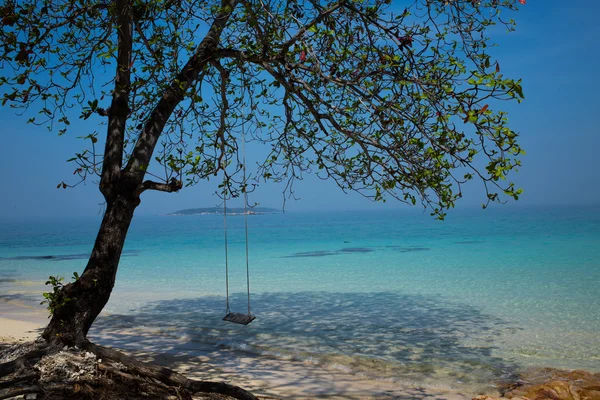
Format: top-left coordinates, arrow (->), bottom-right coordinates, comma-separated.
0,294 -> 47,343
0,317 -> 44,343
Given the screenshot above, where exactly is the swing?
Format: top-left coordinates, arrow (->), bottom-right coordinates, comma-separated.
222,191 -> 255,325
222,111 -> 255,325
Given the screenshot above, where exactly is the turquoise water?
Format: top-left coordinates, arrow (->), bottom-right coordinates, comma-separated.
1,206 -> 599,391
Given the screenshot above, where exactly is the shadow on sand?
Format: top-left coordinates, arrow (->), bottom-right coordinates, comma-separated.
90,291 -> 520,398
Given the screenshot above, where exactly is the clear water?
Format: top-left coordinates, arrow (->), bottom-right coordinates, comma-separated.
1,205 -> 599,392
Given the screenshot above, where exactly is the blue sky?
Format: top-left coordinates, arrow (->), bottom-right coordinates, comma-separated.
0,1 -> 598,217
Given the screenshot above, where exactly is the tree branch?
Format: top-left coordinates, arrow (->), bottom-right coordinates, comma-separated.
136,178 -> 182,195
211,59 -> 232,170
276,1 -> 343,56
100,0 -> 133,199
123,0 -> 240,185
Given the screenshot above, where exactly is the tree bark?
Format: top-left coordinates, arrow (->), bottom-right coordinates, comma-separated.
42,192 -> 139,346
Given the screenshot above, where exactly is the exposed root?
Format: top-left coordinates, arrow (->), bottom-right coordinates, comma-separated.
86,342 -> 259,399
0,373 -> 39,389
0,385 -> 40,400
0,340 -> 259,400
0,343 -> 52,378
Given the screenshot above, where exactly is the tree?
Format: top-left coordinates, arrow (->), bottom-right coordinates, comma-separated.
0,0 -> 524,397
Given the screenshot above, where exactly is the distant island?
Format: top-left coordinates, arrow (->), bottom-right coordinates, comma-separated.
167,207 -> 280,216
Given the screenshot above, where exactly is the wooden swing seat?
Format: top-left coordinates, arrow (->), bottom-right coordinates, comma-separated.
223,312 -> 256,325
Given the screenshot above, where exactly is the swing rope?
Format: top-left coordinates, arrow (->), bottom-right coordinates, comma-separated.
223,192 -> 230,314
241,115 -> 252,316
222,104 -> 253,323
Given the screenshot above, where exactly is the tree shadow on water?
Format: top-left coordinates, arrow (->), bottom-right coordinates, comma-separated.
91,291 -> 520,395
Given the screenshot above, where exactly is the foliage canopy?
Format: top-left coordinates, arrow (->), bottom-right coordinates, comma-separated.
1,0 -> 524,217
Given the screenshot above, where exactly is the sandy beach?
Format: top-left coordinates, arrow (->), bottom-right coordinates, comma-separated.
0,283 -> 48,343
0,317 -> 43,344
0,289 -> 475,400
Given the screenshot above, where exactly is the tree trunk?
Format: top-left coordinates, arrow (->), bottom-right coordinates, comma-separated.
42,193 -> 139,346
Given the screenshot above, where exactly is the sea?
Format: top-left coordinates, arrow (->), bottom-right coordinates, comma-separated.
1,205 -> 599,393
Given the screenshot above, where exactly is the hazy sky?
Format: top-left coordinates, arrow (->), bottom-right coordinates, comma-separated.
0,1 -> 598,217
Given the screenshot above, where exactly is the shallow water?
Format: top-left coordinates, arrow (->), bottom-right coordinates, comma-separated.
1,205 -> 599,391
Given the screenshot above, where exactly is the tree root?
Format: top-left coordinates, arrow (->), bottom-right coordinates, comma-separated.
86,342 -> 259,400
0,373 -> 39,389
0,340 -> 260,400
0,346 -> 52,377
0,385 -> 41,400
